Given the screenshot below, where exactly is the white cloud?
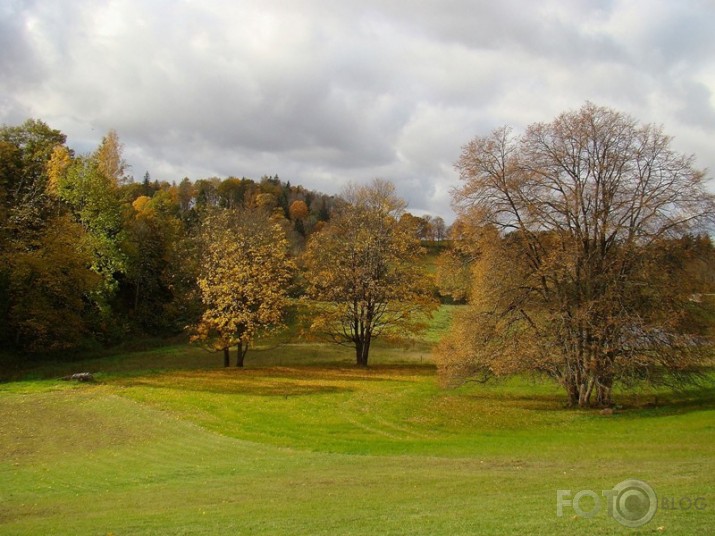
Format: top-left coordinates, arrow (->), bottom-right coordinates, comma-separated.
2,0 -> 714,220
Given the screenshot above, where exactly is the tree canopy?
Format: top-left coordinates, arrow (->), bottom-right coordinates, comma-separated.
438,102 -> 715,407
303,179 -> 437,367
192,208 -> 294,367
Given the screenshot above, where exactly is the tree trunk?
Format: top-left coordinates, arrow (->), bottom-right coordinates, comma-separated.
236,342 -> 248,367
578,378 -> 595,408
562,363 -> 581,407
355,342 -> 366,367
223,347 -> 230,368
596,377 -> 613,407
134,281 -> 140,311
565,381 -> 579,408
355,336 -> 371,367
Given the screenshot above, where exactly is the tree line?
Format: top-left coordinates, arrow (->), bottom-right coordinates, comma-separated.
0,119 -> 437,367
2,103 -> 714,408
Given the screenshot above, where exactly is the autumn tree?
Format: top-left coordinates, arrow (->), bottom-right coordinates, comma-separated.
95,130 -> 128,185
5,215 -> 100,352
303,179 -> 437,367
51,135 -> 128,311
122,190 -> 197,333
432,216 -> 447,242
289,202 -> 306,218
177,177 -> 195,214
0,119 -> 66,238
289,199 -> 309,230
0,119 -> 101,352
398,212 -> 424,240
192,208 -> 294,367
439,103 -> 715,407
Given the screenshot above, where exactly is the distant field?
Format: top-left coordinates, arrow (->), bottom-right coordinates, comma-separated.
1,307 -> 714,534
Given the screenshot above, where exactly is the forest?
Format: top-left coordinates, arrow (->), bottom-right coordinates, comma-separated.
0,119 -> 444,365
2,104 -> 715,408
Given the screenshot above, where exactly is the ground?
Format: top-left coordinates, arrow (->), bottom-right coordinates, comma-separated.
0,308 -> 713,534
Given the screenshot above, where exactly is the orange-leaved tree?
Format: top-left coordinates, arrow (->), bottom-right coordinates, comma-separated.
438,103 -> 715,407
303,179 -> 437,367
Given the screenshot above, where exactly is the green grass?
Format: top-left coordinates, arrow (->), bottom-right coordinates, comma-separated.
1,313 -> 714,534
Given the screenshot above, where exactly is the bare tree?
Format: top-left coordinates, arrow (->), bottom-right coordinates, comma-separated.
432,216 -> 447,242
439,103 -> 715,407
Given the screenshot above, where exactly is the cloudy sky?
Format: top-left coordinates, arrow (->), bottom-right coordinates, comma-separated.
2,0 -> 715,219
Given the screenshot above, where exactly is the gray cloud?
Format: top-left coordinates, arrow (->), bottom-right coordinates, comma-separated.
2,0 -> 714,220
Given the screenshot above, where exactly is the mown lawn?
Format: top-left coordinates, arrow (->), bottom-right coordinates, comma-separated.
1,313 -> 713,535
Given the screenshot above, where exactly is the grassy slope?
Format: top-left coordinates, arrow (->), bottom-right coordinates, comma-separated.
1,308 -> 714,535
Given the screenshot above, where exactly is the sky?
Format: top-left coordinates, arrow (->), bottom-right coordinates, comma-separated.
2,0 -> 715,220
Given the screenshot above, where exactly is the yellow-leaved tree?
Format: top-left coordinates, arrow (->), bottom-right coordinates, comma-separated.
192,207 -> 294,367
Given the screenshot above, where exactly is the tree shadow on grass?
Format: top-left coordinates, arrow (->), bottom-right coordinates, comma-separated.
614,385 -> 715,418
458,391 -> 568,412
115,371 -> 355,397
258,364 -> 437,381
452,379 -> 715,417
109,362 -> 438,396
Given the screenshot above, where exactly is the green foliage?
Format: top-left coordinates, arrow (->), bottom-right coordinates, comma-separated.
56,153 -> 127,293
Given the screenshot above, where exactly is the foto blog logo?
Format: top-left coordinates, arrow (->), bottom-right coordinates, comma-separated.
557,479 -> 658,528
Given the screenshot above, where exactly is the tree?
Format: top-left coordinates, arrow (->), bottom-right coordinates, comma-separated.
95,130 -> 128,185
177,177 -> 195,214
439,103 -> 715,407
194,178 -> 221,209
303,179 -> 437,367
52,143 -> 127,303
5,215 -> 100,352
289,199 -> 309,221
432,216 -> 447,242
0,120 -> 114,352
0,119 -> 101,352
434,217 -> 484,304
122,191 -> 190,334
0,119 -> 66,237
192,208 -> 294,367
142,172 -> 153,196
289,199 -> 309,237
217,177 -> 248,209
397,212 -> 424,240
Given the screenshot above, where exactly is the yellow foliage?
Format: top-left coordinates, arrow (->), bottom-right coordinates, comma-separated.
46,145 -> 71,197
303,180 -> 438,366
289,200 -> 309,221
132,195 -> 152,215
192,208 -> 295,357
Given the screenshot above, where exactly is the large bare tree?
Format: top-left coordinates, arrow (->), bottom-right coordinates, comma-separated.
439,103 -> 715,407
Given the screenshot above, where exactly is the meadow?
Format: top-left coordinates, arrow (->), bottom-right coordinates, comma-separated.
1,306 -> 714,535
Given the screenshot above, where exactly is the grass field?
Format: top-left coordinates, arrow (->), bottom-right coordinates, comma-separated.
1,307 -> 714,534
